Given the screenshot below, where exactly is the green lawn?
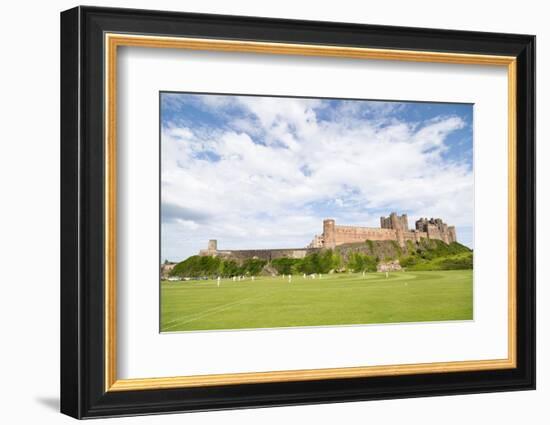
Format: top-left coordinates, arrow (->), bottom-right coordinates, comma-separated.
160,270 -> 473,332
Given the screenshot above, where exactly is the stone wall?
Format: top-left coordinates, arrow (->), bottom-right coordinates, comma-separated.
331,226 -> 397,247
402,230 -> 428,243
200,246 -> 319,261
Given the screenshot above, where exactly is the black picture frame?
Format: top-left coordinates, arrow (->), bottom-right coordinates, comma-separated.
61,5 -> 535,419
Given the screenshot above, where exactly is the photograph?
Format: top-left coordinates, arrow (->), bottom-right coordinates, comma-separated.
160,92 -> 474,332
57,4 -> 536,419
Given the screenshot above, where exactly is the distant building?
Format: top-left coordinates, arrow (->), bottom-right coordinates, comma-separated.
307,234 -> 325,248
160,262 -> 176,279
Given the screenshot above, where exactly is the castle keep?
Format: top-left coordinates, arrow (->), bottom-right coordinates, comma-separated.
308,213 -> 456,249
199,212 -> 457,259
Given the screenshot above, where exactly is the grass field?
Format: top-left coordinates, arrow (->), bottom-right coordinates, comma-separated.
160,270 -> 473,332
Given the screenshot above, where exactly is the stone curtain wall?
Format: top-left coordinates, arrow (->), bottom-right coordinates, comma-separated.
328,225 -> 397,248
209,248 -> 318,261
402,231 -> 428,243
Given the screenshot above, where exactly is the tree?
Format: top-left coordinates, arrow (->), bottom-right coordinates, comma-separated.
220,260 -> 241,277
242,259 -> 267,275
272,258 -> 301,275
331,251 -> 343,271
348,252 -> 376,272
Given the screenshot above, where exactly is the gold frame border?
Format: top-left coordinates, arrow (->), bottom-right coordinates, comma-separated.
104,33 -> 518,392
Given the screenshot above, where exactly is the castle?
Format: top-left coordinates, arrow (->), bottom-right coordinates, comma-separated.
199,212 -> 457,260
308,212 -> 457,249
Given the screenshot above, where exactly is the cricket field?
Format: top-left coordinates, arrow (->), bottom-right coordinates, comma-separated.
160,270 -> 473,332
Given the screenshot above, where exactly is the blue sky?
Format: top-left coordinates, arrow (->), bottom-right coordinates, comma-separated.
161,93 -> 473,262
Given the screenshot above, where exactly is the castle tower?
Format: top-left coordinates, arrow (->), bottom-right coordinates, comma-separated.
448,226 -> 457,243
380,216 -> 392,229
199,239 -> 219,257
208,239 -> 218,252
323,219 -> 336,249
441,223 -> 449,244
400,214 -> 409,231
390,212 -> 405,248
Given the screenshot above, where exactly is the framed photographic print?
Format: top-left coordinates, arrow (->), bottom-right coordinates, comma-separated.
60,6 -> 535,419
